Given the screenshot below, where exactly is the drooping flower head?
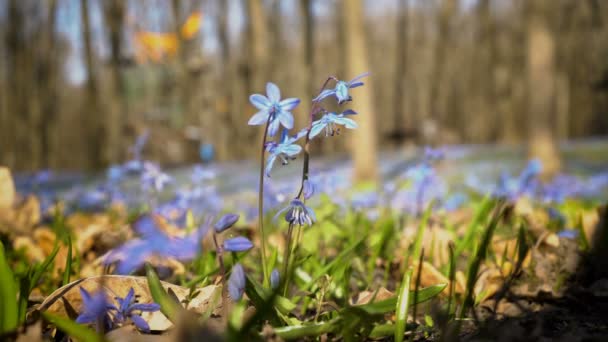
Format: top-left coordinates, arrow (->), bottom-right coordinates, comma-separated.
314,72 -> 369,104
309,110 -> 358,139
141,162 -> 173,193
276,198 -> 316,227
228,263 -> 246,300
248,83 -> 300,137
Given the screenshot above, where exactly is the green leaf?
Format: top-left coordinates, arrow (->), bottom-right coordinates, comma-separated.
0,241 -> 18,334
395,269 -> 412,342
42,312 -> 104,342
272,318 -> 341,339
351,283 -> 447,315
63,235 -> 73,286
145,263 -> 184,322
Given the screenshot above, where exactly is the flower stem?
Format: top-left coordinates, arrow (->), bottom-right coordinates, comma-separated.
212,233 -> 229,323
282,223 -> 295,296
258,119 -> 271,287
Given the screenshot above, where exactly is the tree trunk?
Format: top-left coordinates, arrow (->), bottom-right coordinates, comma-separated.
341,0 -> 379,183
526,0 -> 561,178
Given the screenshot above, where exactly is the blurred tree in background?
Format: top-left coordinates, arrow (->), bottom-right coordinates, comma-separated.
0,0 -> 607,172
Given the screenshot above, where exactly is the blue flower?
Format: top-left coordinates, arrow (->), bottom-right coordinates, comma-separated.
129,130 -> 149,161
76,287 -> 117,332
248,83 -> 300,137
223,236 -> 254,252
265,130 -> 303,177
276,199 -> 316,227
103,215 -> 209,274
113,288 -> 160,332
141,162 -> 173,192
214,213 -> 240,233
309,110 -> 358,139
270,269 -> 280,290
314,72 -> 369,104
228,263 -> 246,300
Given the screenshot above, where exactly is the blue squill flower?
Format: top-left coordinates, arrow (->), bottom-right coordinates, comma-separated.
141,162 -> 173,192
214,213 -> 240,233
76,287 -> 117,332
129,130 -> 149,161
228,263 -> 246,300
309,110 -> 358,139
104,215 -> 209,274
223,236 -> 254,252
276,199 -> 316,227
113,288 -> 160,332
270,269 -> 280,290
314,72 -> 369,104
265,130 -> 303,177
248,82 -> 300,137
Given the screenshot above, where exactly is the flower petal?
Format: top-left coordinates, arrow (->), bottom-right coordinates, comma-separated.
265,154 -> 277,177
336,117 -> 358,129
129,303 -> 161,312
228,263 -> 246,300
268,118 -> 280,137
223,236 -> 254,252
278,111 -> 294,129
279,98 -> 300,111
248,110 -> 269,126
313,89 -> 335,102
214,213 -> 240,233
266,82 -> 281,102
249,94 -> 271,110
348,72 -> 370,84
131,314 -> 151,332
281,144 -> 302,157
348,81 -> 364,88
309,122 -> 326,139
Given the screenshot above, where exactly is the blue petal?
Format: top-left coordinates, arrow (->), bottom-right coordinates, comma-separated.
266,82 -> 281,102
131,314 -> 150,332
309,122 -> 326,139
228,263 -> 246,300
303,180 -> 314,200
121,288 -> 135,312
313,89 -> 335,102
223,236 -> 254,252
348,81 -> 364,88
281,144 -> 302,157
248,110 -> 269,126
348,72 -> 370,84
265,155 -> 277,177
270,269 -> 280,290
335,117 -> 358,129
268,119 -> 280,137
342,109 -> 357,115
278,111 -> 294,129
279,98 -> 300,111
76,313 -> 95,324
214,213 -> 240,233
129,303 -> 161,312
249,94 -> 271,110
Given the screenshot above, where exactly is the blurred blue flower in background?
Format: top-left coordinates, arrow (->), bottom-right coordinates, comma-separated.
76,287 -> 116,332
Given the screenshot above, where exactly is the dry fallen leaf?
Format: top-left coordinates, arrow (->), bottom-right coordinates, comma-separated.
39,275 -> 222,331
351,287 -> 395,305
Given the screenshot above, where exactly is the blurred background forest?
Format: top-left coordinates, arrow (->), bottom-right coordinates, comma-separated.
1,0 -> 607,172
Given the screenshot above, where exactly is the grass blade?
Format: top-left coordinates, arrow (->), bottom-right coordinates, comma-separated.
395,268 -> 412,342
145,263 -> 184,322
355,283 -> 447,315
409,249 -> 425,342
42,312 -> 104,342
62,235 -> 73,286
0,241 -> 18,334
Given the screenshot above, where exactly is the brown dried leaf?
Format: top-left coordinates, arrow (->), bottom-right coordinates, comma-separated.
0,166 -> 15,209
350,287 -> 394,305
39,275 -> 222,331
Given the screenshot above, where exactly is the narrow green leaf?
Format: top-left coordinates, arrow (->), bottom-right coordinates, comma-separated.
455,196 -> 494,258
272,318 -> 341,339
30,239 -> 60,293
63,235 -> 73,286
42,312 -> 104,342
0,241 -> 18,334
353,283 -> 447,315
395,269 -> 412,342
145,263 -> 184,322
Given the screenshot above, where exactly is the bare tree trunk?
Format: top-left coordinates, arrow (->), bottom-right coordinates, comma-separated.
299,0 -> 314,133
215,0 -> 232,160
342,0 -> 379,183
39,0 -> 59,168
428,0 -> 456,144
81,0 -> 104,169
389,0 -> 409,146
104,0 -> 127,164
526,0 -> 561,178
